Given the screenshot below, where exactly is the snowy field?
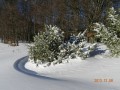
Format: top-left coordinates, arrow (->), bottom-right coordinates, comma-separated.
0,43 -> 120,90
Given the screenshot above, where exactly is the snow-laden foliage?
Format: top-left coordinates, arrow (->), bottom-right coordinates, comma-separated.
57,32 -> 97,63
106,7 -> 120,38
29,25 -> 97,66
92,7 -> 120,56
93,22 -> 120,56
93,7 -> 120,39
29,25 -> 64,64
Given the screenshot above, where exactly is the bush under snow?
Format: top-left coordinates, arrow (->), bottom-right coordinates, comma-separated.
29,25 -> 97,66
29,25 -> 64,64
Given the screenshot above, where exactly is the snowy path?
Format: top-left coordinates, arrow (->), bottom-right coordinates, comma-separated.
0,43 -> 120,90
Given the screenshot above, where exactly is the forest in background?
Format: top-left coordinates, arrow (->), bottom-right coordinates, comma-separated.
0,0 -> 119,45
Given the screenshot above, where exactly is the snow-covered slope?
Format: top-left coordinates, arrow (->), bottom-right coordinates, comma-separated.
0,43 -> 120,90
25,44 -> 120,90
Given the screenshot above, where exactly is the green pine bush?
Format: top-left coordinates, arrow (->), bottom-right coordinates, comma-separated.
29,25 -> 64,64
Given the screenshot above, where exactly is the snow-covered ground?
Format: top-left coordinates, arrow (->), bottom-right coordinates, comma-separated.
25,44 -> 120,90
0,43 -> 120,90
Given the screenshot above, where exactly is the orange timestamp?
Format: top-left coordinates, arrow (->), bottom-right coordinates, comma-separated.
94,78 -> 113,83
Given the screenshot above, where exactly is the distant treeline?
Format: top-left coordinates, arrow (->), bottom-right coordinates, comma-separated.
0,0 -> 119,45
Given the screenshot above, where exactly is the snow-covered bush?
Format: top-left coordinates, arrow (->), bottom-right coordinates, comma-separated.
29,25 -> 97,66
91,7 -> 120,56
57,32 -> 97,63
106,7 -> 120,38
93,22 -> 120,56
29,25 -> 64,64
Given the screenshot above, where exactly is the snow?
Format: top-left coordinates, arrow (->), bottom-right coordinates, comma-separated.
0,42 -> 120,90
25,44 -> 120,90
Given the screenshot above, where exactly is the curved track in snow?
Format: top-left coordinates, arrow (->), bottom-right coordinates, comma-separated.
14,56 -> 66,81
0,43 -> 120,90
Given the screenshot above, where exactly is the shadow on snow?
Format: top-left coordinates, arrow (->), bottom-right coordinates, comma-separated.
14,56 -> 67,82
